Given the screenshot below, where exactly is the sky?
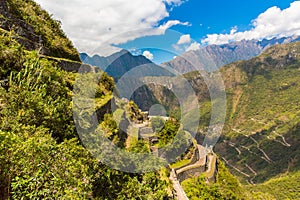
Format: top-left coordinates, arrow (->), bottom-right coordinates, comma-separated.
34,0 -> 300,63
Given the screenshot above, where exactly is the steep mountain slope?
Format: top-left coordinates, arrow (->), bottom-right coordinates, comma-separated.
80,50 -> 168,80
162,36 -> 300,74
0,1 -> 173,199
81,50 -> 175,110
245,170 -> 300,199
0,0 -> 80,61
141,41 -> 300,188
214,42 -> 300,184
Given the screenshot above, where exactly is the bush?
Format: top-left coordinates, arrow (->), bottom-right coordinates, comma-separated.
0,128 -> 94,199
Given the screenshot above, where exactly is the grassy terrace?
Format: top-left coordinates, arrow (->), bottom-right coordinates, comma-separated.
113,108 -> 125,125
95,94 -> 113,109
170,159 -> 191,169
203,154 -> 217,178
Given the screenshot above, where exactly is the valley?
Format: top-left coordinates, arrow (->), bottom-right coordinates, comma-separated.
1,0 -> 300,199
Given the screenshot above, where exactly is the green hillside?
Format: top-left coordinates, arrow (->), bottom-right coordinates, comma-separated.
213,42 -> 300,183
0,0 -> 171,199
1,0 -> 80,61
1,0 -> 300,199
245,171 -> 300,199
170,42 -> 300,198
138,41 -> 300,198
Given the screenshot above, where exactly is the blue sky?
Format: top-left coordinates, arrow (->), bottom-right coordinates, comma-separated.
35,0 -> 300,64
165,0 -> 293,41
118,0 -> 296,63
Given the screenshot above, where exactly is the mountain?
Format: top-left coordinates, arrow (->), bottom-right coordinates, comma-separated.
162,36 -> 300,74
80,50 -> 151,77
81,50 -> 176,110
2,0 -> 299,199
144,41 -> 300,192
0,0 -> 175,199
81,50 -> 174,80
0,0 -> 80,61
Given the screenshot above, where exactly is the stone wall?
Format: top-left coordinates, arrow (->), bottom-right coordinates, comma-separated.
207,159 -> 218,183
176,164 -> 206,183
175,147 -> 200,172
96,98 -> 114,122
40,55 -> 100,73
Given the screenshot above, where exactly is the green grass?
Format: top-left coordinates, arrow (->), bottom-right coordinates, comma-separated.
245,171 -> 300,200
113,108 -> 125,124
203,154 -> 217,178
95,94 -> 113,109
182,159 -> 247,200
6,0 -> 80,61
170,159 -> 191,169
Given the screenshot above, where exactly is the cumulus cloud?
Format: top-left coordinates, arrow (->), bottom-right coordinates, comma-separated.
34,0 -> 189,56
186,42 -> 200,51
142,50 -> 154,60
202,1 -> 300,45
173,34 -> 200,52
177,34 -> 191,44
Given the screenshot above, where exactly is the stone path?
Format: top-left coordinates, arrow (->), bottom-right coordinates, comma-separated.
170,170 -> 189,200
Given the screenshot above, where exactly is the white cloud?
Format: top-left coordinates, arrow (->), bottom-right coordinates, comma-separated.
177,34 -> 191,44
202,1 -> 300,45
186,42 -> 200,51
142,50 -> 154,60
172,44 -> 183,52
34,0 -> 189,56
164,0 -> 186,6
173,34 -> 201,52
157,20 -> 191,32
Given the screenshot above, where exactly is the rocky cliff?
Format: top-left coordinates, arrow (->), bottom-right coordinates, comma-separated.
0,0 -> 80,61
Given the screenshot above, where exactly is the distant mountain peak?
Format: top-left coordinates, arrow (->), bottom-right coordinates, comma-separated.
162,35 -> 300,74
80,49 -> 169,81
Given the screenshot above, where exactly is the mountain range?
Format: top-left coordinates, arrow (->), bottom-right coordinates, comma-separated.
80,35 -> 300,112
81,35 -> 300,77
82,36 -> 300,194
2,0 -> 300,198
162,36 -> 300,73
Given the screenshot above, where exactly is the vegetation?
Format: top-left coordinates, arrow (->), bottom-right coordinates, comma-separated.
0,129 -> 95,199
140,41 -> 300,198
0,29 -> 25,79
127,100 -> 144,122
182,160 -> 247,200
0,2 -> 171,198
6,0 -> 80,61
245,171 -> 300,200
151,117 -> 165,133
157,119 -> 180,147
169,159 -> 191,169
161,42 -> 300,185
2,0 -> 300,198
1,52 -> 76,141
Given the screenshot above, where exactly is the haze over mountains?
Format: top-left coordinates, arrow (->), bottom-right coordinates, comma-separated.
80,50 -> 152,80
162,35 -> 300,73
81,35 -> 300,77
80,35 -> 300,112
2,0 -> 300,198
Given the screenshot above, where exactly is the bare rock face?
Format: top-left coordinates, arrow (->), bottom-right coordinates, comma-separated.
0,0 -> 47,53
0,0 -> 80,61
